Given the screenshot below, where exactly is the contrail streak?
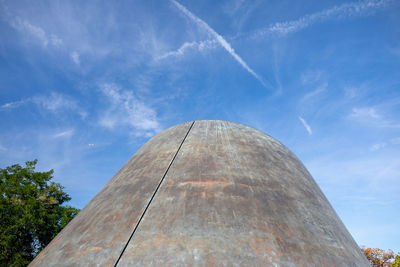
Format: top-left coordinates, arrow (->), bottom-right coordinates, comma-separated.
299,117 -> 312,135
171,0 -> 269,88
253,0 -> 394,37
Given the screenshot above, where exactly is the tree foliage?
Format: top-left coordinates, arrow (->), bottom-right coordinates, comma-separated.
0,160 -> 79,266
361,246 -> 398,267
393,255 -> 400,267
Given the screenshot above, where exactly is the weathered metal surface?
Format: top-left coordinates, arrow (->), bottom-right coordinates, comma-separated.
29,122 -> 194,267
31,120 -> 369,266
117,120 -> 368,266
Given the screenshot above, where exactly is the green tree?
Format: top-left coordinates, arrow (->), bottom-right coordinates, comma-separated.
393,254 -> 400,267
0,160 -> 79,266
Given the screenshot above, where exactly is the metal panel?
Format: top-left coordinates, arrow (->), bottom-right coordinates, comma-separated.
117,120 -> 368,266
31,120 -> 368,266
29,122 -> 194,267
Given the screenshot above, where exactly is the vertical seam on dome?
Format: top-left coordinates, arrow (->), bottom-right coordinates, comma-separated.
113,121 -> 195,266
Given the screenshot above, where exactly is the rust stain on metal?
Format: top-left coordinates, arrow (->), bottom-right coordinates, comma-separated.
31,120 -> 369,266
76,246 -> 103,255
179,180 -> 238,187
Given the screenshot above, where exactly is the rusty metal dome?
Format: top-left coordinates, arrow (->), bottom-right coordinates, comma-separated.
30,120 -> 368,266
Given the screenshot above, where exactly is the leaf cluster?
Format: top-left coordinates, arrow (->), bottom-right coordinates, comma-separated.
393,255 -> 400,267
0,160 -> 79,266
361,246 -> 400,267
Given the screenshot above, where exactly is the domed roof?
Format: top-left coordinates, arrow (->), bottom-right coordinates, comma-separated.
30,120 -> 368,266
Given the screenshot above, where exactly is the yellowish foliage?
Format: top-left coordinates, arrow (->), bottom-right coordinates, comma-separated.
361,247 -> 396,267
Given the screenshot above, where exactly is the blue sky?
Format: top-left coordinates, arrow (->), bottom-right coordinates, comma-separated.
1,0 -> 399,252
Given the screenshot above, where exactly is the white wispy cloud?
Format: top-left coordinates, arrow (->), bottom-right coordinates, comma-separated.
300,70 -> 323,84
308,151 -> 400,198
33,92 -> 87,118
299,116 -> 313,135
50,34 -> 63,47
301,83 -> 327,103
387,46 -> 400,57
171,0 -> 269,88
349,107 -> 400,128
2,9 -> 85,66
370,142 -> 386,151
157,40 -> 217,60
53,129 -> 74,138
222,0 -> 247,16
70,51 -> 80,65
9,16 -> 63,47
390,137 -> 400,145
1,92 -> 87,119
0,144 -> 6,152
369,137 -> 400,151
350,107 -> 380,119
344,86 -> 359,99
254,0 -> 394,37
99,83 -> 161,137
1,99 -> 27,109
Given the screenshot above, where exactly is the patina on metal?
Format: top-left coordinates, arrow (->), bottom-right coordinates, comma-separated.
30,120 -> 369,266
